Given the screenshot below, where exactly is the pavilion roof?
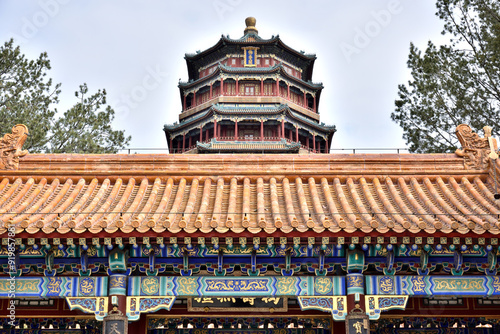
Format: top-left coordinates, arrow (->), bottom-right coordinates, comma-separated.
163,104 -> 336,136
1,152 -> 499,238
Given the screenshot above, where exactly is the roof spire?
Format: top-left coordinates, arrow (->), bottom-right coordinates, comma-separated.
244,17 -> 258,35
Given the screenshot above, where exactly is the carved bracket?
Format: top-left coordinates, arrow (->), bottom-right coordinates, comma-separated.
298,296 -> 347,321
0,124 -> 29,170
365,295 -> 408,320
66,296 -> 108,321
126,296 -> 176,321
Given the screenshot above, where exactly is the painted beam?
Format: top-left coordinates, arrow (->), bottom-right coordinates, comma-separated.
128,276 -> 345,297
366,275 -> 500,296
0,276 -> 107,297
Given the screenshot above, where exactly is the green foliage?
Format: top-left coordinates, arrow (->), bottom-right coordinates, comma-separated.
392,0 -> 500,153
0,39 -> 131,153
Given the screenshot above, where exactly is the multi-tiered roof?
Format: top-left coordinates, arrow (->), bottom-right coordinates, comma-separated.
164,17 -> 336,154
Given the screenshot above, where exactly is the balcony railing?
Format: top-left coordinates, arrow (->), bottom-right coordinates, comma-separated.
183,92 -> 315,113
118,147 -> 410,154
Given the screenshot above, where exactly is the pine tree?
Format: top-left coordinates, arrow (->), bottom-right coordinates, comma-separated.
391,0 -> 500,153
0,39 -> 131,153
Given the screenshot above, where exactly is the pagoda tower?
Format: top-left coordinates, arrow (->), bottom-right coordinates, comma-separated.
164,17 -> 336,154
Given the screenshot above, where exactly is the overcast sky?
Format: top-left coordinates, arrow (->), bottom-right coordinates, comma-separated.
0,1 -> 448,152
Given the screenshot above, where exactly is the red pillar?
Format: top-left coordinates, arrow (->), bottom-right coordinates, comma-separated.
169,137 -> 173,153
325,138 -> 329,154
306,137 -> 309,149
295,127 -> 299,142
235,78 -> 239,96
275,79 -> 279,96
260,120 -> 264,140
281,120 -> 285,139
182,134 -> 185,153
183,94 -> 187,110
200,127 -> 203,142
289,128 -> 292,141
313,134 -> 316,152
188,135 -> 192,148
193,91 -> 197,107
209,83 -> 213,99
206,129 -> 209,140
303,92 -> 306,107
261,78 -> 264,96
313,95 -> 317,113
287,84 -> 290,99
214,119 -> 217,139
220,78 -> 224,96
234,121 -> 238,140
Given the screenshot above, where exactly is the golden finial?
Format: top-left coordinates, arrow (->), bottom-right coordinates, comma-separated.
244,17 -> 258,35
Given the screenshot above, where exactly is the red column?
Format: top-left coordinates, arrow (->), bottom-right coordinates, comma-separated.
261,78 -> 264,96
214,119 -> 217,139
295,127 -> 299,142
193,91 -> 197,107
183,95 -> 187,110
303,92 -> 306,107
313,95 -> 317,113
182,134 -> 185,153
287,84 -> 290,99
289,129 -> 292,141
313,134 -> 316,152
206,129 -> 209,140
260,120 -> 264,140
210,83 -> 213,99
325,138 -> 329,154
235,79 -> 239,96
275,79 -> 279,96
220,78 -> 224,96
234,121 -> 238,140
188,135 -> 192,148
199,127 -> 203,142
169,137 -> 173,153
281,120 -> 285,139
306,137 -> 309,149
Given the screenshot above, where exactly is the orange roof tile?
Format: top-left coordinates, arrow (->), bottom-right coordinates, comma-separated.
1,153 -> 500,237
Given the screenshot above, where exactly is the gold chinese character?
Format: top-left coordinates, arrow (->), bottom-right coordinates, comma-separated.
353,321 -> 363,334
109,323 -> 121,334
242,297 -> 255,305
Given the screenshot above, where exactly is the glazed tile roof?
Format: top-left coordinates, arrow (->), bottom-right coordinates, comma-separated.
1,153 -> 500,237
164,104 -> 336,135
178,63 -> 323,90
185,34 -> 316,61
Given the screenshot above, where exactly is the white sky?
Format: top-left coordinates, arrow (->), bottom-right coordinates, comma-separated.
0,0 -> 448,152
